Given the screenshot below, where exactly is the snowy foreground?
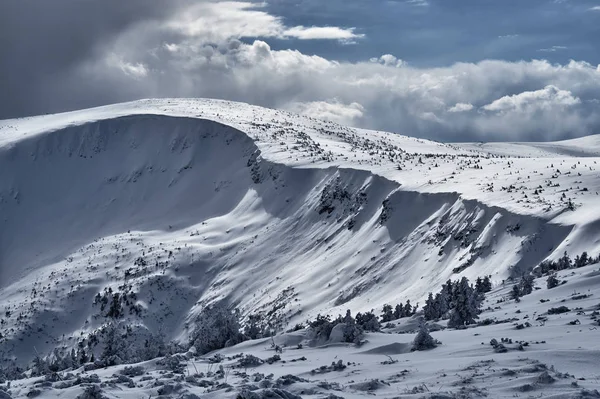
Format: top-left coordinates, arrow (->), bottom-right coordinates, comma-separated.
1,99 -> 600,398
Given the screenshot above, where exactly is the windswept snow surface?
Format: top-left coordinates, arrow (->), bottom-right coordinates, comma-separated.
1,99 -> 600,398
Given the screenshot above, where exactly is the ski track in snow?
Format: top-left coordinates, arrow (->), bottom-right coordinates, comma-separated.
0,98 -> 599,398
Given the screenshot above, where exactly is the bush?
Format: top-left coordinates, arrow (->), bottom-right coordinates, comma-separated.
547,274 -> 559,289
412,323 -> 438,351
355,311 -> 380,332
309,314 -> 335,341
190,303 -> 244,355
309,311 -> 364,344
548,306 -> 570,315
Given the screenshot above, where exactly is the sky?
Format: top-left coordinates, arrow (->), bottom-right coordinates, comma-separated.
1,0 -> 600,142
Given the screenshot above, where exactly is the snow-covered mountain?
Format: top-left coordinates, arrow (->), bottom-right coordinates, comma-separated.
1,99 -> 600,398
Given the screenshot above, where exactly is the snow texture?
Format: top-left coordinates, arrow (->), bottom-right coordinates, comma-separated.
1,98 -> 600,398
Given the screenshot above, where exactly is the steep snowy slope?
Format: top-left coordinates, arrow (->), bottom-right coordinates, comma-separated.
1,99 -> 599,372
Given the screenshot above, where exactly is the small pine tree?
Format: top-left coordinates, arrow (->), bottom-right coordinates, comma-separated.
511,284 -> 521,302
403,300 -> 413,317
442,279 -> 454,305
557,251 -> 572,270
243,314 -> 263,340
447,277 -> 480,328
546,274 -> 559,289
412,321 -> 438,351
341,310 -> 363,344
435,291 -> 449,318
575,252 -> 589,268
79,348 -> 88,364
423,293 -> 437,321
101,323 -> 126,365
519,275 -> 534,296
475,277 -> 484,293
393,303 -> 403,319
381,304 -> 394,322
482,276 -> 492,292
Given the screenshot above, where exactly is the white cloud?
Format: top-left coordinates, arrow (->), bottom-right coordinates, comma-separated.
371,54 -> 406,68
107,54 -> 148,78
66,2 -> 600,142
447,103 -> 474,113
482,85 -> 580,114
164,2 -> 362,44
538,45 -> 568,53
407,0 -> 429,6
498,34 -> 519,39
589,6 -> 600,11
283,26 -> 363,41
286,100 -> 365,125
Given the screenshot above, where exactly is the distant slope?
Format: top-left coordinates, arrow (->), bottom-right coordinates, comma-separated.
1,99 -> 599,367
458,134 -> 600,158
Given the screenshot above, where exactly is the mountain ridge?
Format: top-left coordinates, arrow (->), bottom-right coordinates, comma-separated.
1,99 -> 599,370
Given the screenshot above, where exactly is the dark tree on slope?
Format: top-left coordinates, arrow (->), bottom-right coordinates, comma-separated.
475,276 -> 492,293
547,274 -> 559,289
519,275 -> 535,296
574,252 -> 590,268
393,303 -> 403,320
557,251 -> 572,270
342,310 -> 363,344
511,285 -> 521,302
381,304 -> 394,322
403,300 -> 416,317
423,293 -> 439,321
435,291 -> 450,319
243,314 -> 272,340
190,303 -> 244,355
448,277 -> 480,328
101,323 -> 127,366
355,311 -> 380,332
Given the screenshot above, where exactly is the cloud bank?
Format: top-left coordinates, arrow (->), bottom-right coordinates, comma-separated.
1,0 -> 599,142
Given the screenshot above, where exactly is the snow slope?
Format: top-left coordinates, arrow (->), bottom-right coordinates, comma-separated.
1,99 -> 600,379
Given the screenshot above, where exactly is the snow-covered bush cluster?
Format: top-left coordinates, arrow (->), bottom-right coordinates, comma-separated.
536,251 -> 600,276
422,276 -> 490,328
380,300 -> 418,322
308,310 -> 364,345
189,303 -> 245,355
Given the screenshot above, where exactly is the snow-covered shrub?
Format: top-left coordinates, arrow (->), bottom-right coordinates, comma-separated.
548,306 -> 570,315
120,365 -> 145,377
238,388 -> 302,399
412,322 -> 438,351
238,355 -> 264,368
308,310 -> 363,344
355,311 -> 380,332
190,303 -> 244,355
98,323 -> 129,366
308,314 -> 335,341
76,384 -> 106,399
0,363 -> 24,383
243,314 -> 268,340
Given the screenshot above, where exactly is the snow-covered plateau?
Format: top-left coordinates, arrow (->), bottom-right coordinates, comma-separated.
0,98 -> 599,398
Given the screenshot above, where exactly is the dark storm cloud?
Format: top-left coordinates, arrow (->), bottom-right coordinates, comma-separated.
0,0 -> 184,118
0,0 -> 599,142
